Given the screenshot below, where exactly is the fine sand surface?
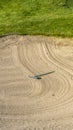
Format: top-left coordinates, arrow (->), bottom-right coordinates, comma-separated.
0,35 -> 73,130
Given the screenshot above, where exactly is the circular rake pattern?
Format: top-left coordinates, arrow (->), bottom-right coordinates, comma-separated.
0,35 -> 73,129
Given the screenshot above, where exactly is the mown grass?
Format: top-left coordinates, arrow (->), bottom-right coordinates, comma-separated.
0,0 -> 73,37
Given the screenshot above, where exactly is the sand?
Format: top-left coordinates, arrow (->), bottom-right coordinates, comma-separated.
0,35 -> 73,130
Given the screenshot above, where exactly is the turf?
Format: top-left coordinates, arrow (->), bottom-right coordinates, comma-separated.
0,0 -> 73,37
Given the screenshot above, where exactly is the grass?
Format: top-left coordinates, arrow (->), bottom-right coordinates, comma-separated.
0,0 -> 73,37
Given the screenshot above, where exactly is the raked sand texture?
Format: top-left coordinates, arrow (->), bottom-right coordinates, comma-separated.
0,35 -> 73,130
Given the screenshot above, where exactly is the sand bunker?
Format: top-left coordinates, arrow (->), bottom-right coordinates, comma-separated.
0,35 -> 73,129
